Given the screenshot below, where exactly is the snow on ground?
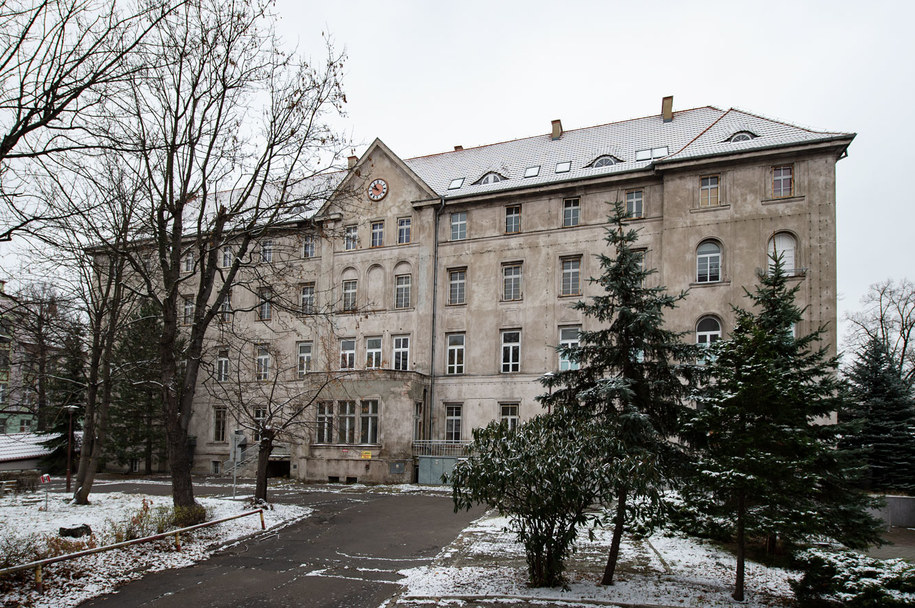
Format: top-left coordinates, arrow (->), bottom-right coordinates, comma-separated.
392,512 -> 798,608
0,489 -> 311,608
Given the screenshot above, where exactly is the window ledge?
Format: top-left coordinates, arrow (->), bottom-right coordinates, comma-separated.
690,204 -> 731,214
559,293 -> 582,298
761,195 -> 805,205
446,302 -> 467,307
689,280 -> 731,288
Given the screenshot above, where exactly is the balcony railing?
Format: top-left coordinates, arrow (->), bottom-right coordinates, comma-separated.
412,440 -> 471,457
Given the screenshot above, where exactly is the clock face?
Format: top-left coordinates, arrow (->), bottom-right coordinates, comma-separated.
367,178 -> 388,201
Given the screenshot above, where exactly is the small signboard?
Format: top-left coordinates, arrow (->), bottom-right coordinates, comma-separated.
360,451 -> 372,460
40,474 -> 51,484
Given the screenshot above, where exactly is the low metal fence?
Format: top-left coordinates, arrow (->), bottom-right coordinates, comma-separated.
412,440 -> 471,457
0,508 -> 266,593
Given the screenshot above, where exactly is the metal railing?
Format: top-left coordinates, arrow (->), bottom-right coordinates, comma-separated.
0,509 -> 266,593
412,440 -> 471,457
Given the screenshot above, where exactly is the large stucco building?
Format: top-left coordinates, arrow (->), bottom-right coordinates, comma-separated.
189,98 -> 853,484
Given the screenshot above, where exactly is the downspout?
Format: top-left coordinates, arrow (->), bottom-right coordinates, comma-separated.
427,195 -> 446,440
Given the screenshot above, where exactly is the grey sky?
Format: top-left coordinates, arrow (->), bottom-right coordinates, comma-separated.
275,0 -> 915,349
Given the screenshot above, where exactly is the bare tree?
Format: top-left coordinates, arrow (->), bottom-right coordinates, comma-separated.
98,0 -> 348,513
0,0 -> 176,242
846,278 -> 915,386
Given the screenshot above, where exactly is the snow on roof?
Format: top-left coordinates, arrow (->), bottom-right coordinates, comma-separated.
402,106 -> 852,198
0,432 -> 52,463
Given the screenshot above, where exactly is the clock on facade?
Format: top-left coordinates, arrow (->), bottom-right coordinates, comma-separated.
367,178 -> 388,201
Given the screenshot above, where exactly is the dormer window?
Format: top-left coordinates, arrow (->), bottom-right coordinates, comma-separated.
591,155 -> 619,168
635,146 -> 669,161
727,131 -> 757,143
448,178 -> 465,190
478,172 -> 504,185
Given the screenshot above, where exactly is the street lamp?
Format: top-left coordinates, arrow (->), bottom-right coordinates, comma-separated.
63,405 -> 78,493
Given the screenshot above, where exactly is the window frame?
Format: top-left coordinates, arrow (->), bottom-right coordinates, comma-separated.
371,221 -> 384,248
696,241 -> 722,283
699,175 -> 720,208
446,333 -> 465,375
221,246 -> 234,269
216,349 -> 230,382
297,341 -> 313,378
394,274 -> 412,309
768,232 -> 798,276
255,345 -> 271,381
501,330 -> 521,373
448,269 -> 466,305
626,190 -> 644,219
696,316 -> 722,346
560,257 -> 581,297
303,234 -> 316,258
559,326 -> 580,371
773,165 -> 794,198
257,287 -> 272,321
344,225 -> 358,251
500,403 -> 519,432
214,407 -> 227,442
340,339 -> 356,370
393,335 -> 410,371
502,262 -> 522,301
342,279 -> 357,311
182,297 -> 195,325
360,400 -> 379,444
366,337 -> 382,369
260,239 -> 274,263
562,198 -> 580,227
450,212 -> 467,241
397,217 -> 412,244
445,404 -> 462,442
504,205 -> 521,234
315,402 -> 334,444
300,283 -> 315,315
337,400 -> 357,444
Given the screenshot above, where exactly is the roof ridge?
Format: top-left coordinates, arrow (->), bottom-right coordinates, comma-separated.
403,105 -> 724,163
727,106 -> 849,136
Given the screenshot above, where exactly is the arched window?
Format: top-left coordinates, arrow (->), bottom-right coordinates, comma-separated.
768,233 -> 797,276
696,241 -> 721,283
479,172 -> 503,185
592,155 -> 617,168
696,316 -> 722,346
728,131 -> 755,142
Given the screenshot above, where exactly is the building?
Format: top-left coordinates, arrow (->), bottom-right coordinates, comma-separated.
189,97 -> 853,483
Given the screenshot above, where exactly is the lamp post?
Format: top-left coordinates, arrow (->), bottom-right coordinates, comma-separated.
63,405 -> 78,493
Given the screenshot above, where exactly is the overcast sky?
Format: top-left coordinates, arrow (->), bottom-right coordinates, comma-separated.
275,0 -> 915,348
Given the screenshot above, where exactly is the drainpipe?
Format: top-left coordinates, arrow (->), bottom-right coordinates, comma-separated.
427,195 -> 446,440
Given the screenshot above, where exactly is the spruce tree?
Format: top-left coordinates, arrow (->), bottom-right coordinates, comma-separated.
39,320 -> 86,474
540,201 -> 698,585
843,336 -> 915,494
681,257 -> 883,602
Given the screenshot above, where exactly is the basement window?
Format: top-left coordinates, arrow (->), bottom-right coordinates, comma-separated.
448,178 -> 465,190
523,165 -> 540,178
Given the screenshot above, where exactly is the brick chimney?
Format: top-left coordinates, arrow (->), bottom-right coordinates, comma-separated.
454,145 -> 463,151
347,155 -> 358,169
661,96 -> 674,123
551,119 -> 563,140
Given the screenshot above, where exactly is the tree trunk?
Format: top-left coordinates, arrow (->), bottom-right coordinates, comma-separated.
734,492 -> 746,602
144,392 -> 153,475
254,433 -> 275,502
601,488 -> 628,585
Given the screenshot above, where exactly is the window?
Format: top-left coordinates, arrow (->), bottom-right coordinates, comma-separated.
501,404 -> 519,432
479,172 -> 502,184
183,253 -> 194,273
0,383 -> 6,406
449,269 -> 466,305
216,349 -> 230,382
561,257 -> 581,296
340,339 -> 355,369
182,297 -> 195,325
451,212 -> 467,240
210,461 -> 220,475
393,335 -> 410,371
344,225 -> 357,251
303,234 -> 315,258
696,317 -> 722,346
501,330 -> 521,373
316,402 -> 333,444
555,161 -> 571,173
699,176 -> 720,208
371,221 -> 384,247
221,246 -> 233,268
447,333 -> 465,375
338,401 -> 356,444
768,233 -> 797,275
505,206 -> 521,234
360,400 -> 379,444
214,407 -> 227,442
414,402 -> 423,441
563,198 -> 580,227
559,326 -> 580,371
397,218 -> 411,244
635,146 -> 669,161
257,288 -> 271,321
448,177 -> 464,190
773,166 -> 793,198
592,155 -> 617,168
301,283 -> 315,314
395,274 -> 411,309
728,131 -> 755,142
366,337 -> 382,369
256,345 -> 271,380
445,404 -> 462,441
297,342 -> 312,377
261,239 -> 273,263
19,418 -> 32,433
342,279 -> 357,311
502,263 -> 522,301
218,290 -> 232,321
523,165 -> 540,178
696,241 -> 722,283
626,190 -> 643,218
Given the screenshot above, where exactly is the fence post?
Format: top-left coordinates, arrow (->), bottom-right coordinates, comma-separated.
259,509 -> 265,530
175,531 -> 181,550
35,563 -> 43,593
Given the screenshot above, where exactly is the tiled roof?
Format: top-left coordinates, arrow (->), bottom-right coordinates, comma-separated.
0,432 -> 51,463
403,106 -> 852,198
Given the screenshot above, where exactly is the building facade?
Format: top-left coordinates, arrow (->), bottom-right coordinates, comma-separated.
188,98 -> 853,483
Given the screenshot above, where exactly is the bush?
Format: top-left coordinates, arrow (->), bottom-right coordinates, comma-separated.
792,549 -> 915,607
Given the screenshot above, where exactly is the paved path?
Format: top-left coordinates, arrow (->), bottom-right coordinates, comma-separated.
79,483 -> 483,608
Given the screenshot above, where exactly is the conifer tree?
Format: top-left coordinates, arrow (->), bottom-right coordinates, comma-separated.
843,336 -> 915,493
39,319 -> 86,473
681,257 -> 883,602
540,201 -> 698,585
